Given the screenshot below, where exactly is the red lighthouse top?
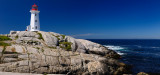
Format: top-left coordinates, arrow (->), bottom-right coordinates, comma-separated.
32,4 -> 38,10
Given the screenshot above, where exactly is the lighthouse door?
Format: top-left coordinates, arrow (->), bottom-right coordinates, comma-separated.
35,26 -> 38,29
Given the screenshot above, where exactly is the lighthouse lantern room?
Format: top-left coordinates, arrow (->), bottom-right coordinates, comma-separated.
27,4 -> 40,31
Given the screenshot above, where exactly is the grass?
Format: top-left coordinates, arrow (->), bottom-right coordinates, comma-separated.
0,35 -> 12,46
15,35 -> 18,39
48,47 -> 57,49
36,47 -> 40,50
0,35 -> 11,41
43,73 -> 47,75
61,35 -> 65,39
52,34 -> 60,40
55,36 -> 60,40
52,34 -> 65,40
37,33 -> 44,41
0,46 -> 6,63
59,42 -> 72,51
41,48 -> 44,52
0,41 -> 11,46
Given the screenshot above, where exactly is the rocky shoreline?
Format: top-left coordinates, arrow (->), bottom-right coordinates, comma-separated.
0,31 -> 132,75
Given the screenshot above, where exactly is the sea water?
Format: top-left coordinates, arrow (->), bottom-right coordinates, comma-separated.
88,39 -> 160,74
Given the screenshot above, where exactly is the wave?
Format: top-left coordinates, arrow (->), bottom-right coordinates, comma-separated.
121,45 -> 160,49
133,45 -> 160,49
150,47 -> 160,49
117,52 -> 125,55
104,45 -> 125,50
137,46 -> 160,49
104,45 -> 126,55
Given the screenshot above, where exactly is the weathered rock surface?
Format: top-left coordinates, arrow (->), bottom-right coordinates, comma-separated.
39,31 -> 58,47
0,31 -> 131,75
137,72 -> 149,75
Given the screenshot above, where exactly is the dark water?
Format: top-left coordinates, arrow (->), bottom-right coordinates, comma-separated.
88,39 -> 160,74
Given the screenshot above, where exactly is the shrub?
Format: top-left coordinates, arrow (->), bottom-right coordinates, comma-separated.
37,33 -> 44,41
59,42 -> 72,51
0,35 -> 11,41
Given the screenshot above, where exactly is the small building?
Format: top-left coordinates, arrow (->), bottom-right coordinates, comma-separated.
26,4 -> 40,31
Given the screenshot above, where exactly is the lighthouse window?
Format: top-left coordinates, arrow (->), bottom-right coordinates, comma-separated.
32,7 -> 37,9
36,26 -> 38,29
35,20 -> 37,22
35,14 -> 37,16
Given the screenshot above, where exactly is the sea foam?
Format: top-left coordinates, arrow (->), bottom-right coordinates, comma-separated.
104,45 -> 126,55
104,45 -> 125,50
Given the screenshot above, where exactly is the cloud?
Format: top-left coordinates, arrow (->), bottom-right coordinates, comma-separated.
71,33 -> 93,37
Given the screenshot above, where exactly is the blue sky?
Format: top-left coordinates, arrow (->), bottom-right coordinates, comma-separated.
0,0 -> 160,39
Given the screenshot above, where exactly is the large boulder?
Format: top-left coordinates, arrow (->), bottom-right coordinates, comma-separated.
64,36 -> 87,53
137,72 -> 149,75
39,31 -> 58,47
65,36 -> 77,52
17,31 -> 38,37
88,61 -> 109,75
76,39 -> 104,51
9,31 -> 41,46
76,39 -> 120,58
75,40 -> 87,53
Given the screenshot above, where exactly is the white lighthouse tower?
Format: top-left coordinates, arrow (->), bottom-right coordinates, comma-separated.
27,4 -> 40,31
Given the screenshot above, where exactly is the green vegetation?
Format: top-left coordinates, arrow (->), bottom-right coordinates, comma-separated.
27,53 -> 30,55
36,47 -> 40,50
2,46 -> 6,55
43,73 -> 47,75
41,48 -> 44,52
52,34 -> 65,40
0,35 -> 11,41
0,35 -> 12,46
61,35 -> 65,39
37,33 -> 44,41
0,41 -> 11,46
0,46 -> 6,63
27,53 -> 31,60
55,36 -> 60,40
15,35 -> 18,39
48,46 -> 57,49
60,42 -> 72,51
52,34 -> 60,40
35,47 -> 41,53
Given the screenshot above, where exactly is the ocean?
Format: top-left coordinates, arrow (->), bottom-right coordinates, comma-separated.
88,39 -> 160,74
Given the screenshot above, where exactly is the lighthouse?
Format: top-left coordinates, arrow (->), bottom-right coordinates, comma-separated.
27,4 -> 40,31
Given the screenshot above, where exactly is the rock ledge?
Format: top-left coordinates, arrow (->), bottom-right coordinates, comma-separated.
0,31 -> 132,75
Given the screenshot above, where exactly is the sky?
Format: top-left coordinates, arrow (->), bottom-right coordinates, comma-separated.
0,0 -> 160,39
